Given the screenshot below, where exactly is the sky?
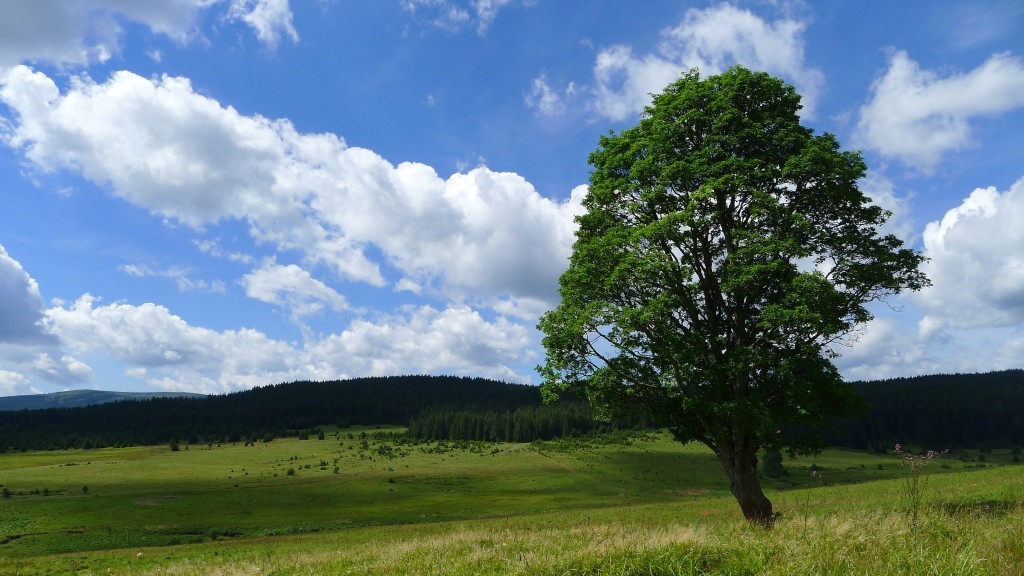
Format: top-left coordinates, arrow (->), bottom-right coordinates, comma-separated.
0,0 -> 1023,397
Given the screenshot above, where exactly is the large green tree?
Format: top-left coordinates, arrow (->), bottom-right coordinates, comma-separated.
538,67 -> 928,524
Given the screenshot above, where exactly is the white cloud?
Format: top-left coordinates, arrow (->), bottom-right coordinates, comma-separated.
0,0 -> 296,68
119,263 -> 226,293
832,316 -> 934,382
42,294 -> 313,393
0,65 -> 580,392
0,0 -> 213,67
858,172 -> 916,244
589,3 -> 823,122
0,245 -> 93,390
240,262 -> 348,322
395,278 -> 423,294
310,305 -> 535,383
0,369 -> 39,396
400,0 -> 527,34
41,295 -> 537,393
194,239 -> 254,264
471,0 -> 518,33
228,0 -> 298,47
400,0 -> 470,32
0,243 -> 53,345
30,352 -> 93,385
855,51 -> 1024,172
0,66 -> 585,311
1,66 -> 293,225
915,177 -> 1024,331
525,73 -> 575,117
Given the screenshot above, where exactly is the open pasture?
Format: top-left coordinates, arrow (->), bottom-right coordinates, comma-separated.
1,431 -> 1022,575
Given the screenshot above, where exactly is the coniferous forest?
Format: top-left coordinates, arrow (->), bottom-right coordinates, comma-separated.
1,370 -> 1023,452
833,369 -> 1024,451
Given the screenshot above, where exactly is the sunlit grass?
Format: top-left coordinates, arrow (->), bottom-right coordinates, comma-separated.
1,431 -> 1022,574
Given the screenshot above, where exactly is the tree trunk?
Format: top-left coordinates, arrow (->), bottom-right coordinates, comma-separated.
717,448 -> 774,526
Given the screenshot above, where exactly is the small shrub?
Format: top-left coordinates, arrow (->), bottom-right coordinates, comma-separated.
761,448 -> 785,479
286,468 -> 295,476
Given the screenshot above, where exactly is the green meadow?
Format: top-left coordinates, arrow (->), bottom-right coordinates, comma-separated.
1,430 -> 1022,575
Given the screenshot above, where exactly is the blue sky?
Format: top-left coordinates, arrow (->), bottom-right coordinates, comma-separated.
0,0 -> 1023,396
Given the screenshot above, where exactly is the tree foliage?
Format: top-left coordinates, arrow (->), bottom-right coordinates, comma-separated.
538,67 -> 928,523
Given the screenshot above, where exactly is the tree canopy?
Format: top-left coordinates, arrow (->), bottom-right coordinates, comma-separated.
538,66 -> 928,524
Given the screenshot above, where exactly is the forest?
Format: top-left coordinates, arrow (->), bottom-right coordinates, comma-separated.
0,370 -> 1022,452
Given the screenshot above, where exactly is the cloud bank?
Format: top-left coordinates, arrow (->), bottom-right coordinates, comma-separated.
856,51 -> 1024,172
0,64 -> 584,391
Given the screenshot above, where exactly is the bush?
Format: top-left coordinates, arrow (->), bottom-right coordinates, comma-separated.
761,449 -> 785,478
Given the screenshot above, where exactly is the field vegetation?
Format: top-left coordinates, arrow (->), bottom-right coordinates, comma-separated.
1,429 -> 1022,575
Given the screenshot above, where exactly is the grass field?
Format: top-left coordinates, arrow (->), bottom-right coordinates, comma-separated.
1,429 -> 1022,575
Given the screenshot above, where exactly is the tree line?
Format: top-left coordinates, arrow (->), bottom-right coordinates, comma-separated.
1,370 -> 1023,452
829,369 -> 1024,451
406,402 -> 648,442
0,376 -> 542,451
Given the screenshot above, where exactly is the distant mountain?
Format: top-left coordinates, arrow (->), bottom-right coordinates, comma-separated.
0,390 -> 207,412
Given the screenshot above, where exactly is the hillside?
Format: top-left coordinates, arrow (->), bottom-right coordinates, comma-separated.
0,390 -> 206,411
834,369 -> 1024,450
2,370 -> 1023,452
0,376 -> 573,451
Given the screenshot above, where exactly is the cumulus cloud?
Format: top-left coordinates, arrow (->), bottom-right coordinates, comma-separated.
240,262 -> 348,326
0,66 -> 584,312
915,177 -> 1024,332
589,3 -> 824,122
41,295 -> 536,393
43,294 -> 318,393
30,352 -> 93,385
0,0 -> 207,66
831,312 -> 1024,383
0,244 -> 53,345
309,305 -> 535,383
0,0 -> 297,68
832,316 -> 935,382
0,369 -> 39,396
855,51 -> 1024,172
